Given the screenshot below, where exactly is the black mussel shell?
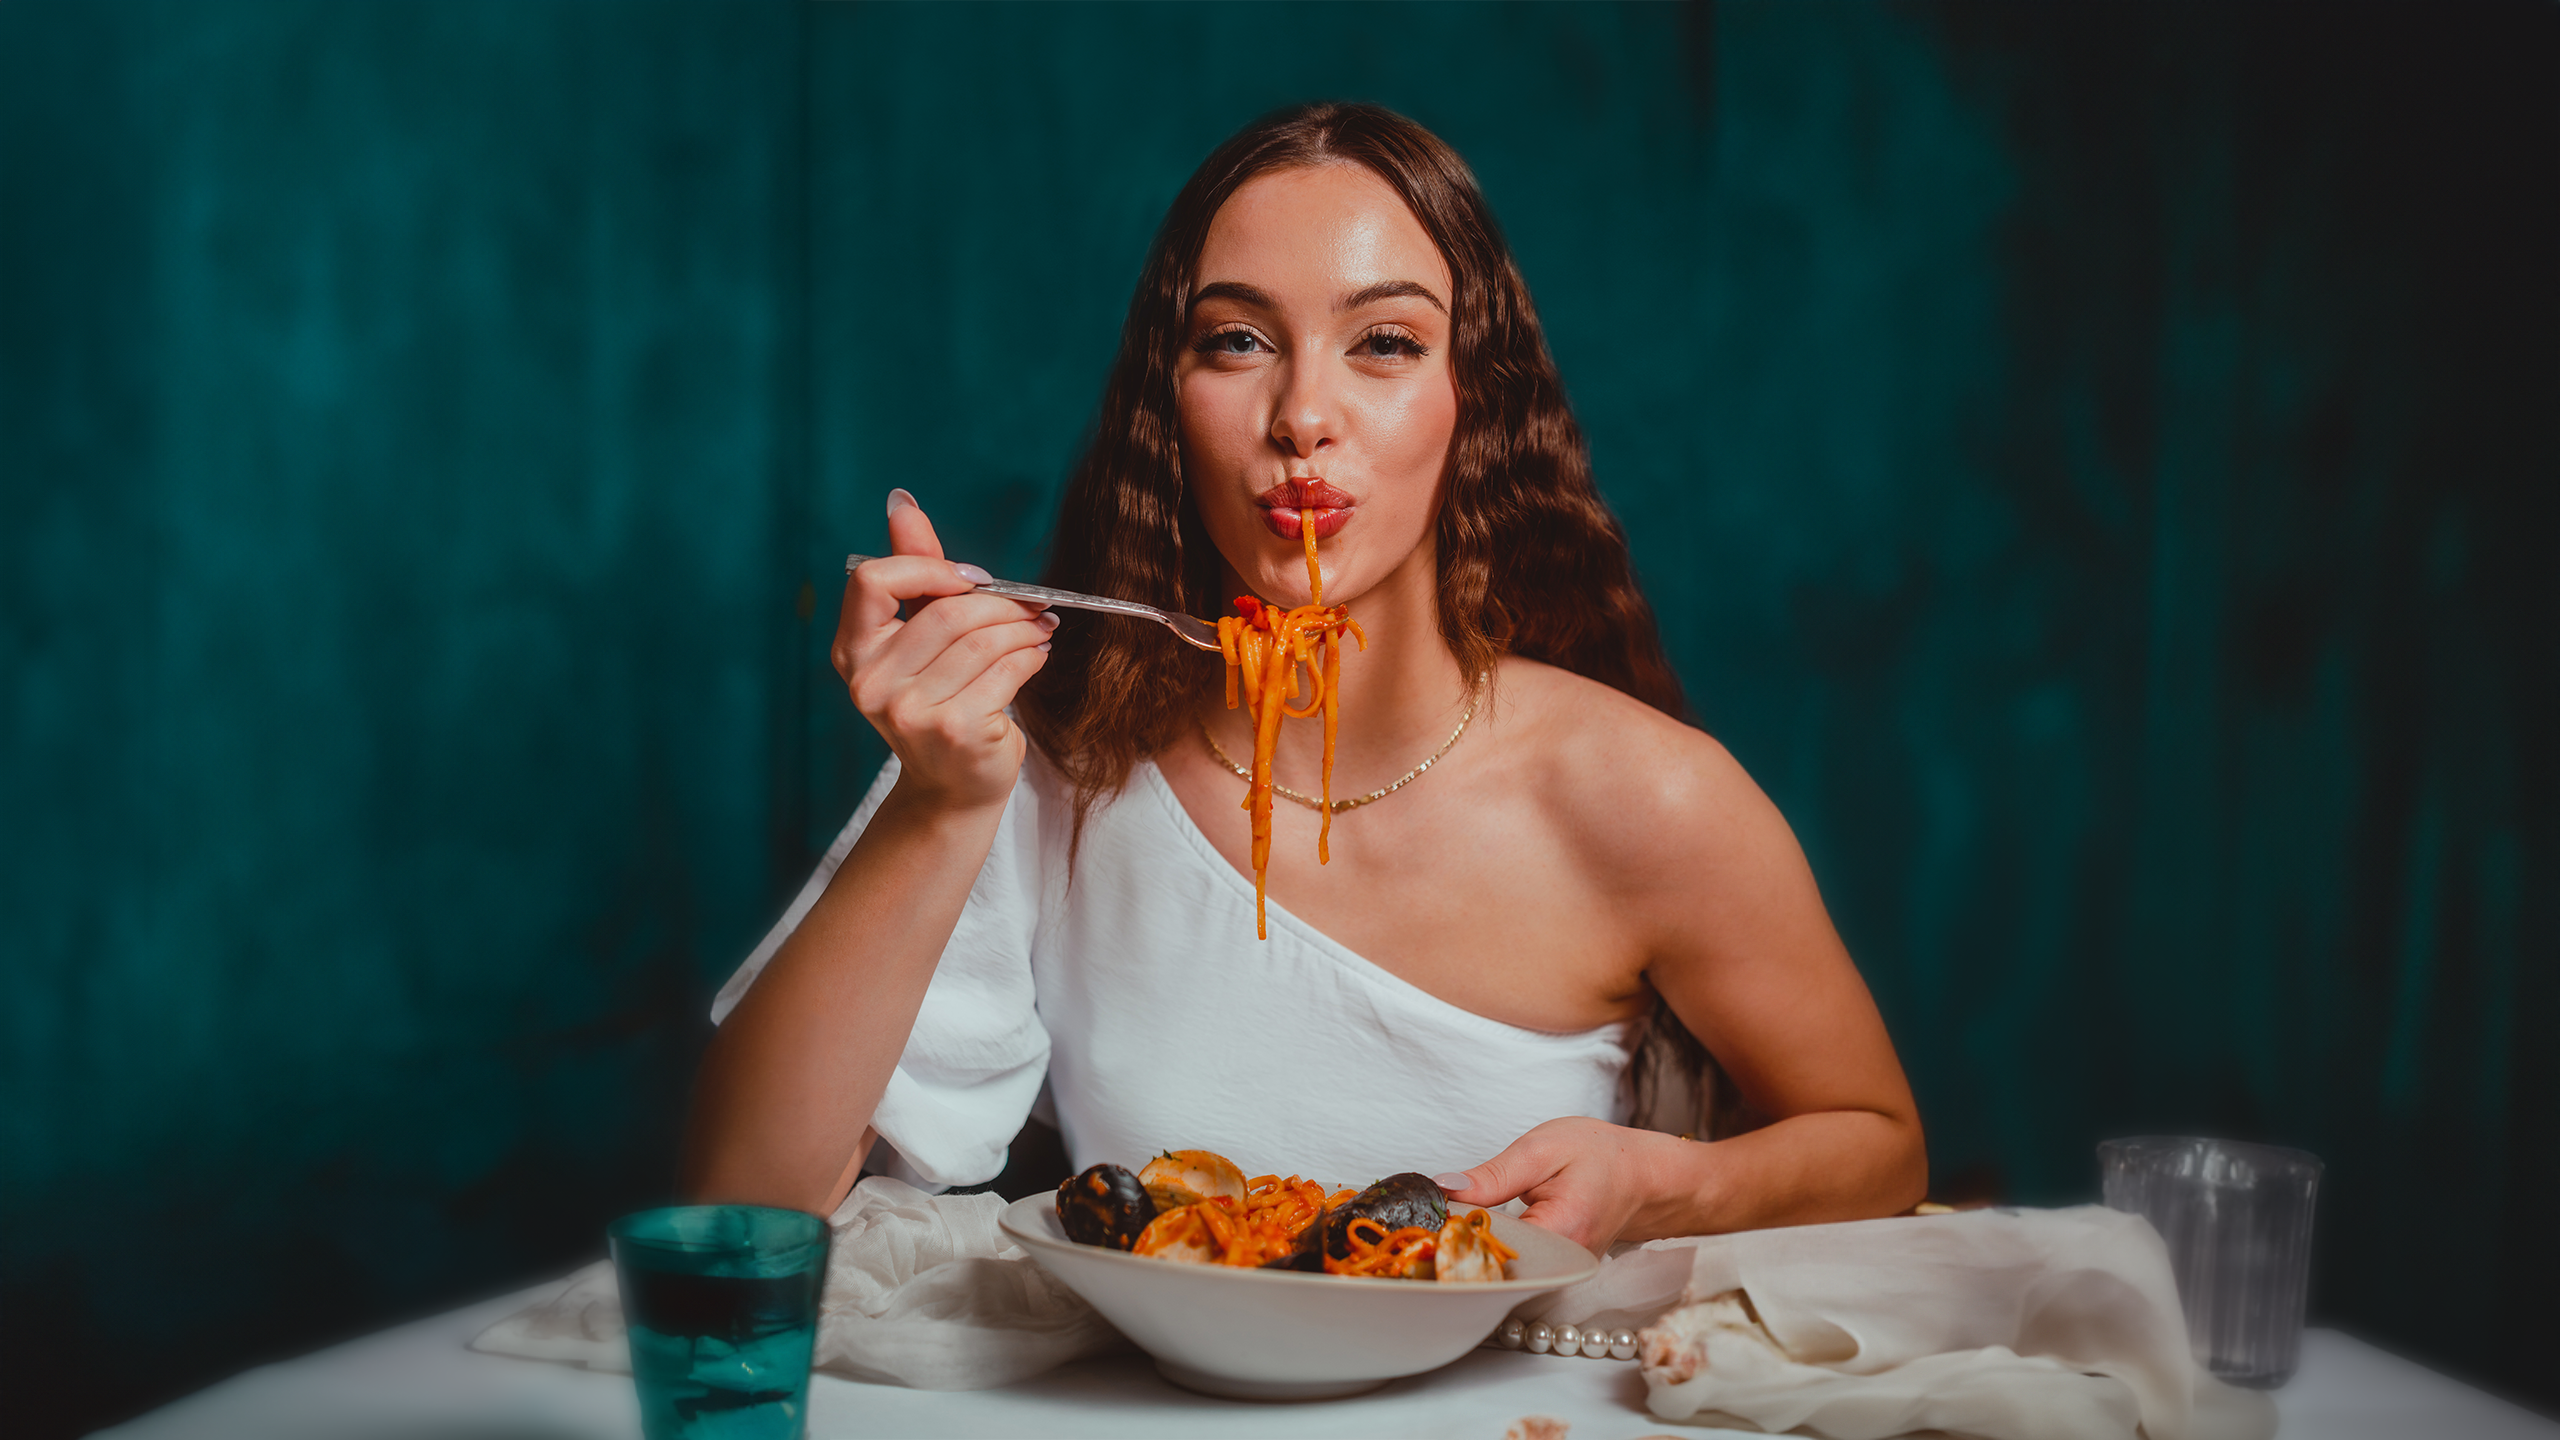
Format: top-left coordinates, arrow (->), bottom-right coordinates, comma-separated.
1322,1171 -> 1450,1260
1056,1163 -> 1157,1250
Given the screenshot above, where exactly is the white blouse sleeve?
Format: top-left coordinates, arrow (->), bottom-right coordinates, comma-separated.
709,754 -> 1051,1191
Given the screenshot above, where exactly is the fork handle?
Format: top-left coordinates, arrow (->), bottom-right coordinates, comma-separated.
843,554 -> 1171,625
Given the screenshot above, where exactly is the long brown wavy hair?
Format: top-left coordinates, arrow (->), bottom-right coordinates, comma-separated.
1015,101 -> 1714,1129
1018,101 -> 1685,806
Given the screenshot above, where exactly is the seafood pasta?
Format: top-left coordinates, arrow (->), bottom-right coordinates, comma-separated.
1054,1148 -> 1516,1283
1216,510 -> 1365,938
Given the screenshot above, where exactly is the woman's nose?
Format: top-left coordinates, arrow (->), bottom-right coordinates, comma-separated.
1267,358 -> 1338,459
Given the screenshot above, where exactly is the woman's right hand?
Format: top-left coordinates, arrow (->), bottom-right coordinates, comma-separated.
832,489 -> 1057,812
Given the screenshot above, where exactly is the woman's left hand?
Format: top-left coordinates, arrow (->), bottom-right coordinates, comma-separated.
1434,1117 -> 1695,1255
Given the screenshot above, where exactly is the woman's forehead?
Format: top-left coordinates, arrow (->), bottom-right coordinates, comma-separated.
1195,163 -> 1451,312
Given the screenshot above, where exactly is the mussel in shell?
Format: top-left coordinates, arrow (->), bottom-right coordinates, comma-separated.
1056,1163 -> 1157,1250
1321,1171 -> 1449,1261
1137,1149 -> 1248,1211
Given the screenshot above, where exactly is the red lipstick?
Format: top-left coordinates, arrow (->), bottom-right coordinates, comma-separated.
1257,478 -> 1353,540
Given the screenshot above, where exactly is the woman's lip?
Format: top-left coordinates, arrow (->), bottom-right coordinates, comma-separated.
1263,506 -> 1351,541
1257,478 -> 1356,510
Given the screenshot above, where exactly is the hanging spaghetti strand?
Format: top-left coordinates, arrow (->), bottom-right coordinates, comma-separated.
1212,509 -> 1364,938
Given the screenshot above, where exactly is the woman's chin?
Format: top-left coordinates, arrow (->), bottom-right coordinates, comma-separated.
1267,565 -> 1387,612
1225,564 -> 1324,610
1207,523 -> 1418,613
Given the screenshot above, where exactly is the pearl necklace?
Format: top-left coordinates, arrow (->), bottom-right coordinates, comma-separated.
1199,679 -> 1484,815
1489,1317 -> 1639,1360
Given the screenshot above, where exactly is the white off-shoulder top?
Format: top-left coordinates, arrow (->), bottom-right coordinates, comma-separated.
712,748 -> 1635,1190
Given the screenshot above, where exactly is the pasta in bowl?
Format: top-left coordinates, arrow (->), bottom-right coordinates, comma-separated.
998,1148 -> 1599,1400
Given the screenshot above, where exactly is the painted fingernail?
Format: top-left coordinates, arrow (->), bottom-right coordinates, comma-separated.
1035,611 -> 1061,630
1433,1172 -> 1473,1192
1037,641 -> 1052,653
952,562 -> 993,584
885,488 -> 917,517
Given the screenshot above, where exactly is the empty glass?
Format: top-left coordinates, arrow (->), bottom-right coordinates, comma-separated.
2099,1136 -> 2322,1388
610,1205 -> 830,1440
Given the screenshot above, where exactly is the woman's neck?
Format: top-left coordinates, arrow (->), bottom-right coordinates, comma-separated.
1197,539 -> 1477,790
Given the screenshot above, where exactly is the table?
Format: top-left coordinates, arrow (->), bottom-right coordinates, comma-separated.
105,1282 -> 2560,1440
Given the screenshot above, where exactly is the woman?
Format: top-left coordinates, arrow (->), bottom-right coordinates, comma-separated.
683,103 -> 1925,1253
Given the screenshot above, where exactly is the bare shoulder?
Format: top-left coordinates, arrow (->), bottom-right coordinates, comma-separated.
1488,657 -> 1791,892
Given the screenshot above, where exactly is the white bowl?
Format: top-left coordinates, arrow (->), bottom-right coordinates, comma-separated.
998,1193 -> 1599,1401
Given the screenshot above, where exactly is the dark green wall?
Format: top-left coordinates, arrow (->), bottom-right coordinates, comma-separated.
0,2 -> 807,1428
5,3 -> 2553,1432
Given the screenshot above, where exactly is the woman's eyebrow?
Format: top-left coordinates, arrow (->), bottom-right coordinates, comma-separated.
1340,279 -> 1446,314
1188,280 -> 1274,314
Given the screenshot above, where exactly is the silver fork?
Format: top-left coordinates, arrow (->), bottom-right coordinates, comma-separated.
845,554 -> 1223,652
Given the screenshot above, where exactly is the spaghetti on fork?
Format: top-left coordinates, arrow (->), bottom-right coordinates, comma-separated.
1215,509 -> 1365,937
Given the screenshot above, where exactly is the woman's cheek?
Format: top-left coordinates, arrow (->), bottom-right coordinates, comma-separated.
1365,382 -> 1457,503
1368,367 -> 1454,454
1181,377 -> 1262,480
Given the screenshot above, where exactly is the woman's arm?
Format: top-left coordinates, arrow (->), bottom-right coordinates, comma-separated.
1442,725 -> 1927,1250
679,493 -> 1054,1215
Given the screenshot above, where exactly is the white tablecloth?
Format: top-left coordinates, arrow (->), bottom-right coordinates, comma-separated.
104,1282 -> 2559,1440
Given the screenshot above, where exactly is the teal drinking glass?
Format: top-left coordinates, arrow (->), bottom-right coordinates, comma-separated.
609,1205 -> 830,1440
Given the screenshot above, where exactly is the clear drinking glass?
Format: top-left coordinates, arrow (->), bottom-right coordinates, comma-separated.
2099,1136 -> 2322,1388
609,1205 -> 830,1440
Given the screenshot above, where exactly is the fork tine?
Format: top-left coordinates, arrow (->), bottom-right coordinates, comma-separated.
1166,615 -> 1225,651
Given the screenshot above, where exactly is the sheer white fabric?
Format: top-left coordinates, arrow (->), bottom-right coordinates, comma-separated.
712,751 -> 1634,1190
1626,1206 -> 2277,1440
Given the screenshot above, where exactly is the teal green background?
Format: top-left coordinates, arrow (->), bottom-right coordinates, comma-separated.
4,2 -> 2553,1431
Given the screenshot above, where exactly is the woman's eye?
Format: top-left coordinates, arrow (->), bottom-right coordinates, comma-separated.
1194,328 -> 1263,356
1356,330 -> 1426,360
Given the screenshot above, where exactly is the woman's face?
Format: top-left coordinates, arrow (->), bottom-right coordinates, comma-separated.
1177,163 -> 1459,608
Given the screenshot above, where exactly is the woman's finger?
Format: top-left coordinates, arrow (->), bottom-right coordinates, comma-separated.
894,611 -> 1054,711
868,591 -> 1045,683
886,487 -> 945,560
833,491 -> 969,674
884,488 -> 958,625
1517,1195 -> 1604,1253
945,632 -> 1052,720
1436,1128 -> 1567,1208
837,556 -> 993,676
866,618 -> 1048,773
